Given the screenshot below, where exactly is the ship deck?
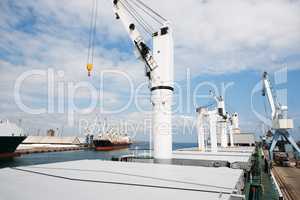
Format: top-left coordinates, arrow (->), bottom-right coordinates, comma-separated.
123,147 -> 255,170
173,148 -> 253,163
177,146 -> 255,154
171,147 -> 254,170
0,159 -> 244,200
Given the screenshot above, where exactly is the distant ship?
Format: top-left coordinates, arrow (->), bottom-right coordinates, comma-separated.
83,117 -> 132,151
0,120 -> 26,158
93,133 -> 132,151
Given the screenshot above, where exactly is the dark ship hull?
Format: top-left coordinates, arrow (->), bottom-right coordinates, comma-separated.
0,136 -> 26,158
93,139 -> 131,151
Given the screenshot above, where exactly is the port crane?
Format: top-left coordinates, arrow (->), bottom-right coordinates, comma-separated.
113,0 -> 174,160
262,71 -> 300,160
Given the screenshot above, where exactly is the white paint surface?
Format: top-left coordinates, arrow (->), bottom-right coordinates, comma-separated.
0,159 -> 244,200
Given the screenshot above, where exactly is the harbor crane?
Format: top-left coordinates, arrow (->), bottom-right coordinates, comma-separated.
262,71 -> 300,160
113,0 -> 174,160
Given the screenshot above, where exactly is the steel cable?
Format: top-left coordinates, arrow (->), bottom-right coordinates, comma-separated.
119,0 -> 152,35
11,167 -> 233,194
135,0 -> 167,22
122,0 -> 154,33
87,0 -> 97,64
91,0 -> 98,64
130,0 -> 165,26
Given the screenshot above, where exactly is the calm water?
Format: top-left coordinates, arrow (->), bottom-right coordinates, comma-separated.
0,142 -> 197,168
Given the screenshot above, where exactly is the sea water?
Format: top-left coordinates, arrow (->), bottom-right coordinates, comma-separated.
0,142 -> 196,168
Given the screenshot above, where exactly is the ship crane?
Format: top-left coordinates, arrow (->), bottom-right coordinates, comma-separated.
196,91 -> 238,152
209,90 -> 229,147
113,0 -> 174,160
262,71 -> 300,160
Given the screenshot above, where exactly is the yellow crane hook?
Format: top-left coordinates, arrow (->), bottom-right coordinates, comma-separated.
86,0 -> 98,77
86,63 -> 93,77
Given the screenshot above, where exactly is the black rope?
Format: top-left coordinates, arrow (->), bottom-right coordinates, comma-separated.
23,166 -> 234,190
224,102 -> 234,114
205,101 -> 215,109
11,167 -> 232,194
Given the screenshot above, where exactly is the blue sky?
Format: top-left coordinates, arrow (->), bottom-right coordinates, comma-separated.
0,0 -> 300,142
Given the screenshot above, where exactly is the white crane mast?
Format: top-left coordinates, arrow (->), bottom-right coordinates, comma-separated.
210,91 -> 228,147
113,0 -> 173,160
208,110 -> 218,152
196,90 -> 238,152
196,107 -> 218,152
228,123 -> 234,147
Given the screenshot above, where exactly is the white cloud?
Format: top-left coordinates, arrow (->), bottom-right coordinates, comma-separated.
0,0 -> 299,137
2,0 -> 300,76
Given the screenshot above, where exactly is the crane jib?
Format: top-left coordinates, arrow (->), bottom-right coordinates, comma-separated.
133,41 -> 153,71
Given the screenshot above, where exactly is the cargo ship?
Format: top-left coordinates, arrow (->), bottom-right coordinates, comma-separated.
93,133 -> 132,151
0,120 -> 26,158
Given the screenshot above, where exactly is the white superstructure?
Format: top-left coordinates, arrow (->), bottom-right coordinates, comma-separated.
196,91 -> 242,151
0,119 -> 23,136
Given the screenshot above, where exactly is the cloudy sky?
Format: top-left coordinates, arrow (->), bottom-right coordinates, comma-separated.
0,0 -> 300,142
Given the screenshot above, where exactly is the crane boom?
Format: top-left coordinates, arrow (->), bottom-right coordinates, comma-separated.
262,71 -> 293,129
208,90 -> 228,147
209,90 -> 226,119
262,72 -> 277,120
113,0 -> 158,76
113,0 -> 174,160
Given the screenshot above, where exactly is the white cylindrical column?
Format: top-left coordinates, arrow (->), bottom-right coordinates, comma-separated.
196,107 -> 206,151
229,125 -> 234,147
151,89 -> 173,159
151,25 -> 174,160
220,121 -> 228,147
232,113 -> 239,129
208,111 -> 218,152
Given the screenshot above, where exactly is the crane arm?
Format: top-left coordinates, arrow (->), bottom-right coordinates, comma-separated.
113,0 -> 158,76
209,90 -> 226,119
262,72 -> 277,120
